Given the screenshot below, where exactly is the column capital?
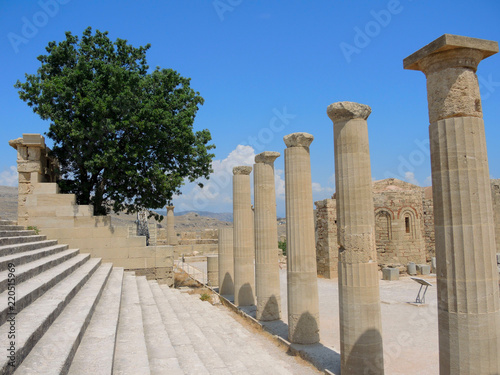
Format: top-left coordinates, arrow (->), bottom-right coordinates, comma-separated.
327,102 -> 371,123
233,166 -> 252,175
403,34 -> 498,74
283,132 -> 313,148
166,206 -> 175,211
255,151 -> 280,164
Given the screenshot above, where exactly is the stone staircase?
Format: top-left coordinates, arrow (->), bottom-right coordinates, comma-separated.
0,219 -> 319,374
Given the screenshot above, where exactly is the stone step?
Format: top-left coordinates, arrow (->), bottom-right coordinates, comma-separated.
170,290 -> 263,373
0,243 -> 67,271
165,288 -> 295,375
113,272 -> 151,375
0,225 -> 25,231
0,220 -> 18,226
0,235 -> 48,248
137,277 -> 183,375
149,282 -> 210,375
15,263 -> 113,374
0,239 -> 58,258
159,287 -> 232,374
0,230 -> 36,238
169,290 -> 251,374
0,257 -> 101,374
0,254 -> 91,326
68,268 -> 124,375
0,248 -> 79,294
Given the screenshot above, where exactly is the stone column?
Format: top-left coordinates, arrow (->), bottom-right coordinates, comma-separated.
218,228 -> 234,296
284,133 -> 320,344
404,34 -> 500,374
207,255 -> 219,287
166,206 -> 177,245
233,166 -> 255,306
254,151 -> 281,321
327,102 -> 384,375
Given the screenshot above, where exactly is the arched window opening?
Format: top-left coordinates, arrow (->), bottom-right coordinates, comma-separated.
376,211 -> 391,241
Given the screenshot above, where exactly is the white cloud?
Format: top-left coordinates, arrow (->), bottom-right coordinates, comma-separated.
0,166 -> 18,187
312,182 -> 334,193
424,175 -> 432,186
404,171 -> 419,186
173,145 -> 256,212
274,168 -> 285,200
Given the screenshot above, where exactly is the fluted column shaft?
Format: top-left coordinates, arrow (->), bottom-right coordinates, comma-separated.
233,166 -> 255,306
218,228 -> 234,296
207,255 -> 219,287
166,206 -> 177,245
284,133 -> 320,344
404,34 -> 500,374
254,151 -> 281,321
327,102 -> 384,375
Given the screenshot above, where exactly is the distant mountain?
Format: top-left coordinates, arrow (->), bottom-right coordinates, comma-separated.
153,209 -> 233,223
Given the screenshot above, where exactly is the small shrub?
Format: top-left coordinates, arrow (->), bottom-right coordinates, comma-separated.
27,226 -> 40,235
278,240 -> 287,256
200,293 -> 210,302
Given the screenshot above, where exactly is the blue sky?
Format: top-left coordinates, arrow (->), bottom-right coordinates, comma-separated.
1,1 -> 499,216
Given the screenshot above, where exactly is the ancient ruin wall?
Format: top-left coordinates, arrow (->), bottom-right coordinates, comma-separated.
422,186 -> 435,260
372,179 -> 426,265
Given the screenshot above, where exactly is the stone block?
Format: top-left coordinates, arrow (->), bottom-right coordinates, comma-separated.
37,194 -> 76,207
18,183 -> 35,195
382,267 -> 399,281
56,205 -> 93,217
407,262 -> 417,275
17,160 -> 42,173
18,172 -> 31,183
417,264 -> 431,275
23,133 -> 45,147
33,183 -> 60,195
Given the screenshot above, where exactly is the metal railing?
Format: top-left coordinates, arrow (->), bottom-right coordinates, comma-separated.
175,259 -> 207,285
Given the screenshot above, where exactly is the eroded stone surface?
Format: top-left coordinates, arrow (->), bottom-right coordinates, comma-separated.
255,151 -> 280,164
283,132 -> 314,148
284,134 -> 320,344
329,101 -> 384,375
405,33 -> 500,374
327,101 -> 371,123
403,35 -> 498,123
403,34 -> 499,71
254,154 -> 281,321
232,166 -> 252,175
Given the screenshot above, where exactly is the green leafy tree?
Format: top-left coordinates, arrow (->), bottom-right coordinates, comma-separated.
15,27 -> 214,218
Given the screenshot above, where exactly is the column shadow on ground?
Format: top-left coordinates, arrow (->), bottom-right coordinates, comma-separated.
240,307 -> 341,374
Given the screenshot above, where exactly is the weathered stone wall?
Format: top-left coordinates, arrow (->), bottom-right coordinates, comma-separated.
314,199 -> 338,278
9,134 -> 59,227
315,178 -> 500,273
373,179 -> 426,266
422,186 -> 435,260
9,134 -> 174,285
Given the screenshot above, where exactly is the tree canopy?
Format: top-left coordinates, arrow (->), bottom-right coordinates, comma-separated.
15,27 -> 215,219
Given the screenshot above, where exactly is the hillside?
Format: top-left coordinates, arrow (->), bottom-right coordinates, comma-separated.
0,186 -> 289,237
154,209 -> 233,223
0,186 -> 18,221
0,186 -> 233,232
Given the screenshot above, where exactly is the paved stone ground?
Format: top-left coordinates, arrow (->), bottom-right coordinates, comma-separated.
184,261 -> 439,374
